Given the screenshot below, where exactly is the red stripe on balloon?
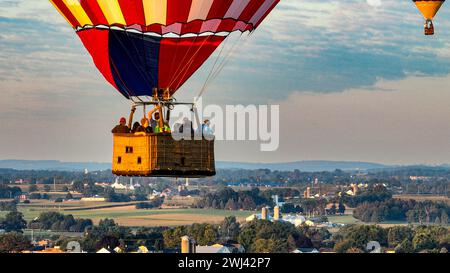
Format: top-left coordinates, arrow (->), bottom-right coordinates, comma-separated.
118,0 -> 146,26
239,0 -> 264,22
180,20 -> 204,34
166,0 -> 193,25
52,0 -> 80,27
254,0 -> 280,28
158,36 -> 225,92
207,0 -> 234,19
217,18 -> 244,32
80,0 -> 108,26
77,29 -> 120,93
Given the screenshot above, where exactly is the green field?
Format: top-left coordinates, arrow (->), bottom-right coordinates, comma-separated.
327,215 -> 361,225
0,201 -> 253,227
326,214 -> 449,228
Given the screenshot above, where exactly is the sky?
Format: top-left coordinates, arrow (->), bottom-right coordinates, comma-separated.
1,0 -> 450,165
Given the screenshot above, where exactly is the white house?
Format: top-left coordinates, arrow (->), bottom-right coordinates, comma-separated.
96,248 -> 113,253
291,248 -> 319,253
111,180 -> 127,190
196,244 -> 232,254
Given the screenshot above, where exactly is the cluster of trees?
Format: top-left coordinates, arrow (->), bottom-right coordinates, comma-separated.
196,187 -> 273,210
341,184 -> 392,208
0,232 -> 31,253
210,168 -> 353,186
135,197 -> 164,209
71,180 -> 105,197
0,211 -> 27,232
29,193 -> 50,200
280,200 -> 345,216
0,201 -> 17,211
332,225 -> 449,253
59,216 -> 333,253
28,212 -> 93,232
179,189 -> 200,197
55,219 -> 174,253
0,185 -> 22,199
403,180 -> 449,196
163,216 -> 333,253
281,203 -> 303,214
325,202 -> 346,216
354,199 -> 450,224
0,169 -> 114,186
71,181 -> 145,203
259,188 -> 301,200
78,219 -> 134,252
29,185 -> 52,192
105,191 -> 131,203
163,223 -> 219,248
237,220 -> 331,253
2,212 -> 448,253
367,166 -> 450,196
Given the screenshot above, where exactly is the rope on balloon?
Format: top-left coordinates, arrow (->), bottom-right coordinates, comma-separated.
167,35 -> 211,89
194,29 -> 254,103
194,35 -> 232,101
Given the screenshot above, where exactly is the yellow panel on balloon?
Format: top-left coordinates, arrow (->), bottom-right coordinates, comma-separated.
414,0 -> 445,20
143,0 -> 167,25
62,0 -> 92,27
97,0 -> 126,25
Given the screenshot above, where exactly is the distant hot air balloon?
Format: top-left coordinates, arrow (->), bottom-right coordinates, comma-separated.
49,0 -> 280,178
413,0 -> 445,35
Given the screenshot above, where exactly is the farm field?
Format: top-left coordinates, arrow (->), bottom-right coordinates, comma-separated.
393,194 -> 450,203
327,214 -> 361,225
326,214 -> 449,228
0,200 -> 253,227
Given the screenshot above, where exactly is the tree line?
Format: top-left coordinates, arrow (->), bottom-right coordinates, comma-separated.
333,224 -> 449,253
353,199 -> 450,224
28,212 -> 93,232
195,187 -> 273,211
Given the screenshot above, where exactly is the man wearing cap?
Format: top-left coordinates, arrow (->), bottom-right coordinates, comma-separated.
111,117 -> 131,134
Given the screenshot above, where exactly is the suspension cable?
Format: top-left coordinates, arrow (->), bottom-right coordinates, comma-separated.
168,35 -> 212,89
194,30 -> 253,102
195,35 -> 231,102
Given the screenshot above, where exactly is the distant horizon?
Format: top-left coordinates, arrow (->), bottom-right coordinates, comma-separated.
1,158 -> 450,167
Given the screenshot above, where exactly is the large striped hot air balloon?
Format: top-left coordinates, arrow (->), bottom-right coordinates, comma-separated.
413,0 -> 445,35
49,0 -> 280,178
50,0 -> 280,99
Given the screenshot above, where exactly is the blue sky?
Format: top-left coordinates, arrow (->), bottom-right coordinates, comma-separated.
1,0 -> 450,164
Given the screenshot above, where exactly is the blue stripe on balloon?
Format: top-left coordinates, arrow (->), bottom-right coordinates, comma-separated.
108,30 -> 161,98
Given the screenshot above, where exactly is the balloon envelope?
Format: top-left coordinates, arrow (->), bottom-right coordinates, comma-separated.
414,0 -> 445,20
50,0 -> 280,99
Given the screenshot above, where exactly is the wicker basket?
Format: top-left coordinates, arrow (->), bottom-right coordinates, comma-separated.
112,133 -> 215,177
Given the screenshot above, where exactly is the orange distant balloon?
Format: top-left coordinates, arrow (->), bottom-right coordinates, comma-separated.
413,0 -> 445,35
414,0 -> 445,19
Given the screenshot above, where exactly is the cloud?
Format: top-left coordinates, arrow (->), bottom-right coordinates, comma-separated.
208,74 -> 450,165
267,74 -> 450,165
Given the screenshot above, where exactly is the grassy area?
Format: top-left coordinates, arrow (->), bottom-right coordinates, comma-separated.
45,208 -> 252,221
326,214 -> 450,228
1,200 -> 254,227
22,229 -> 84,239
393,194 -> 450,203
327,215 -> 361,225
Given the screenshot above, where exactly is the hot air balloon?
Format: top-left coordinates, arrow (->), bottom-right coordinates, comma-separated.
49,0 -> 280,177
413,0 -> 445,35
